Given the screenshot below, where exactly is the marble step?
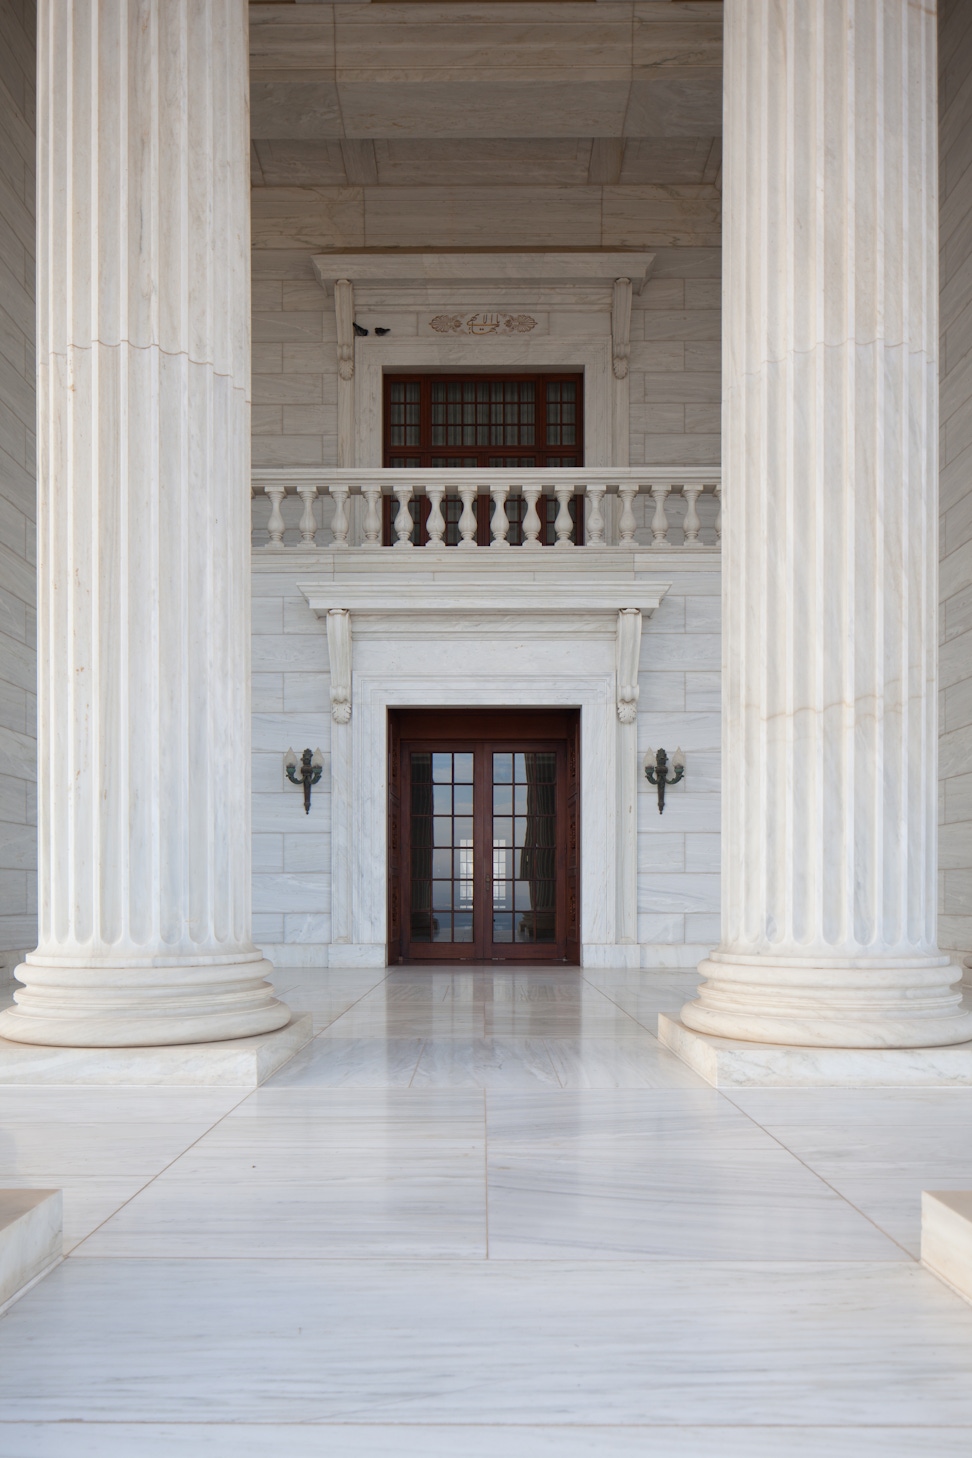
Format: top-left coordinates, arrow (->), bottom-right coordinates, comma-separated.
0,1191 -> 62,1313
922,1192 -> 972,1304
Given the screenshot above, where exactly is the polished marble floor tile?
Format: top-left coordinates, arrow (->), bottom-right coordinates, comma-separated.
324,1007 -> 487,1038
543,1035 -> 707,1089
803,1174 -> 972,1258
411,1037 -> 561,1089
482,1089 -> 904,1259
273,968 -> 387,996
4,1423 -> 970,1458
4,965 -> 968,1453
72,1181 -> 487,1259
154,1115 -> 484,1182
484,1006 -> 654,1038
0,1122 -> 228,1180
259,1035 -> 426,1087
72,1086 -> 489,1258
485,1165 -> 904,1260
3,1260 -> 972,1424
0,1177 -> 152,1254
484,1087 -> 765,1142
726,1088 -> 972,1170
724,1088 -> 972,1254
0,1087 -> 245,1124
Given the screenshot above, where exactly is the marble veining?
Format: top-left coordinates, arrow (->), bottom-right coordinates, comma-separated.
2,964 -> 971,1451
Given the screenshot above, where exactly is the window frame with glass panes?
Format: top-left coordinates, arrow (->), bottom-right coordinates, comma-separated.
382,372 -> 584,546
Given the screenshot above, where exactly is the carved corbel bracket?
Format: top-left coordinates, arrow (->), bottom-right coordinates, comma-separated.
326,608 -> 352,723
335,278 -> 354,381
616,607 -> 642,723
612,276 -> 632,380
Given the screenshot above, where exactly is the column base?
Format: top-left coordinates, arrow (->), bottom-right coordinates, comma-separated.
0,955 -> 291,1048
682,953 -> 972,1049
657,1014 -> 972,1087
0,1014 -> 313,1086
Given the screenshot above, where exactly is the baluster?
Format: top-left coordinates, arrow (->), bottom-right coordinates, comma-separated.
489,483 -> 511,548
714,481 -> 722,544
392,485 -> 414,548
362,487 -> 382,547
586,484 -> 606,546
553,484 -> 575,548
457,483 -> 479,550
328,483 -> 350,548
426,484 -> 445,547
617,484 -> 638,547
521,486 -> 543,549
265,484 -> 286,548
682,483 -> 702,545
649,483 -> 672,547
296,485 -> 318,547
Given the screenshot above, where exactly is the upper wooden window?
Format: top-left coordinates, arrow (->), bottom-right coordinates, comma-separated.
384,373 -> 583,470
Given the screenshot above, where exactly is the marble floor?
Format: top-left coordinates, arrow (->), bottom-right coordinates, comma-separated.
2,966 -> 972,1455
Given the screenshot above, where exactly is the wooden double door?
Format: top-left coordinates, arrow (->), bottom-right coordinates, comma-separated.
388,709 -> 580,964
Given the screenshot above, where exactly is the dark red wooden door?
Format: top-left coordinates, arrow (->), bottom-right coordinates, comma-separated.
388,709 -> 580,964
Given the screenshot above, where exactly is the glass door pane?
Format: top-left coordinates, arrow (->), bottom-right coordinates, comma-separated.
491,750 -> 557,945
396,721 -> 569,964
409,750 -> 475,944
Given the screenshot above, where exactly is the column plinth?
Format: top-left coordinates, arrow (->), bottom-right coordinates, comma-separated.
0,0 -> 289,1048
682,0 -> 972,1050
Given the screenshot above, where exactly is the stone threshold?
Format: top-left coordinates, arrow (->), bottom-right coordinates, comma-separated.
657,1014 -> 972,1087
0,1014 -> 313,1087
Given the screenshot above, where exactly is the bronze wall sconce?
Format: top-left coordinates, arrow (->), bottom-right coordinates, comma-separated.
284,747 -> 324,814
644,746 -> 685,814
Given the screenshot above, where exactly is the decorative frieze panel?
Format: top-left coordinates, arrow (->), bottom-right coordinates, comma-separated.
425,312 -> 543,336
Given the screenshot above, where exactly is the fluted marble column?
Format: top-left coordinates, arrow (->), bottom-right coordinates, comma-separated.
683,0 -> 972,1048
0,0 -> 289,1046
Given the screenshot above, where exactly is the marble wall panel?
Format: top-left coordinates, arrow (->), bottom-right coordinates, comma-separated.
249,563 -> 723,967
250,185 -> 722,252
623,74 -> 723,139
620,138 -> 714,185
334,6 -> 635,79
248,2 -> 725,143
940,181 -> 972,981
251,187 -> 365,250
602,185 -> 721,248
250,83 -> 343,142
0,0 -> 33,964
253,140 -> 349,188
252,436 -> 329,468
363,186 -> 604,250
372,139 -> 594,188
344,84 -> 631,142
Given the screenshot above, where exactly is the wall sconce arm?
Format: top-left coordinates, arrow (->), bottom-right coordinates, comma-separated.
285,747 -> 324,814
644,746 -> 685,814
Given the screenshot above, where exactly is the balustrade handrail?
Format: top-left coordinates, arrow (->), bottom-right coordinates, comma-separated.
250,465 -> 721,551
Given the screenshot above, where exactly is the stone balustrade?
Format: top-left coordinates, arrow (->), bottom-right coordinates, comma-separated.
251,468 -> 721,551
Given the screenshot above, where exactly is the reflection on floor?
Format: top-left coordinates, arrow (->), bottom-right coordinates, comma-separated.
2,965 -> 972,1455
